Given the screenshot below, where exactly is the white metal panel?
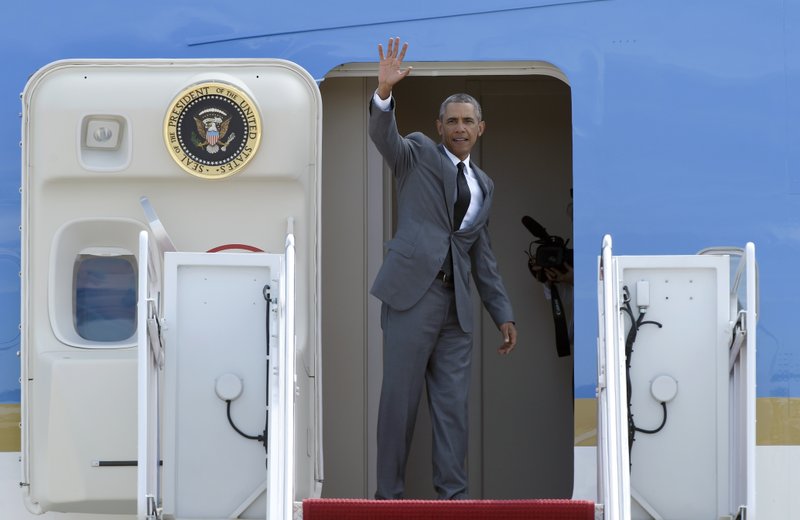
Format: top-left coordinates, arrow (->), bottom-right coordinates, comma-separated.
612,254 -> 729,519
161,251 -> 282,519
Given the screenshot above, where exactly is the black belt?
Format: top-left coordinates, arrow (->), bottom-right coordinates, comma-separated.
436,270 -> 455,288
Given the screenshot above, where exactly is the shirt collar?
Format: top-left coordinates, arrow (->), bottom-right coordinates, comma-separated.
441,145 -> 470,170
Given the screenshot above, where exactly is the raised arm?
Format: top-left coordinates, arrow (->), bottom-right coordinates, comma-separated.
377,37 -> 412,100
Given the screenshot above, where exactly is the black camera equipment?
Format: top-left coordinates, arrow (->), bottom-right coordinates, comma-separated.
521,215 -> 573,280
522,215 -> 573,357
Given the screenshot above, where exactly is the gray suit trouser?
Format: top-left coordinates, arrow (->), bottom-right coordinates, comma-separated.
376,278 -> 472,500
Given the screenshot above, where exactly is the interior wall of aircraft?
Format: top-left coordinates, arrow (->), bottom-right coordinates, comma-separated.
320,71 -> 573,499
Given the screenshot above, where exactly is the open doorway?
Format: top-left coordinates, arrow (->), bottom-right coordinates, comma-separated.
320,67 -> 573,500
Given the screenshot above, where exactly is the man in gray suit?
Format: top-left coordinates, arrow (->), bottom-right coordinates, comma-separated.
370,37 -> 518,500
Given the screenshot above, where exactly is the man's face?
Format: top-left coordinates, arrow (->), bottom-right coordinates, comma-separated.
436,102 -> 485,161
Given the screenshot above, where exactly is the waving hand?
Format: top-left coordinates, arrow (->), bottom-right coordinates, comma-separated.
377,37 -> 411,100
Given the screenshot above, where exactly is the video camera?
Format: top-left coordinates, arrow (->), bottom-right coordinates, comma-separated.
522,215 -> 573,283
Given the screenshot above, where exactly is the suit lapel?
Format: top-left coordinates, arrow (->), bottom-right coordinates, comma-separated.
438,144 -> 457,228
467,161 -> 493,228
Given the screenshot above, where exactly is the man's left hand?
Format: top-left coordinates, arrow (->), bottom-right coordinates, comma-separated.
497,322 -> 517,355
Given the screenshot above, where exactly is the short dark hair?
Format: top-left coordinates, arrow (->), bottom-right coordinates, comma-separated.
439,93 -> 482,122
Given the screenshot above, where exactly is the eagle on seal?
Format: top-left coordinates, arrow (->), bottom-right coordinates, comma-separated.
194,109 -> 236,154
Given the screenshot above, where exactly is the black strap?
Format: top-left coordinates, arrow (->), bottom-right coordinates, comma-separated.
548,282 -> 571,357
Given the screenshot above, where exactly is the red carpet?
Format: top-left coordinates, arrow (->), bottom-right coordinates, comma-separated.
303,499 -> 595,519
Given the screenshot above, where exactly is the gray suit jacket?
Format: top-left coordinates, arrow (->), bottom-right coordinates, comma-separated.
368,99 -> 514,333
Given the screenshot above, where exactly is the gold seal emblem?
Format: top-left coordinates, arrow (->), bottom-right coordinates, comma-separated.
164,82 -> 261,179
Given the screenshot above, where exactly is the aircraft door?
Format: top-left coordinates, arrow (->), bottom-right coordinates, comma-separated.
20,58 -> 322,516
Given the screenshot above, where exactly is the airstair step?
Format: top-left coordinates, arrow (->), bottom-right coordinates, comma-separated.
303,498 -> 596,519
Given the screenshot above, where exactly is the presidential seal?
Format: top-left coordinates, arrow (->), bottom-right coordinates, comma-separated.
164,82 -> 261,179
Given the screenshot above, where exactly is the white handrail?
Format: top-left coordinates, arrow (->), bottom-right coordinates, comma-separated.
745,242 -> 757,520
284,218 -> 296,517
137,231 -> 148,519
597,234 -> 631,520
137,231 -> 160,519
267,218 -> 296,520
727,242 -> 757,520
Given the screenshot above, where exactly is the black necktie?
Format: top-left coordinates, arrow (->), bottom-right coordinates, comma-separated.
453,161 -> 470,230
